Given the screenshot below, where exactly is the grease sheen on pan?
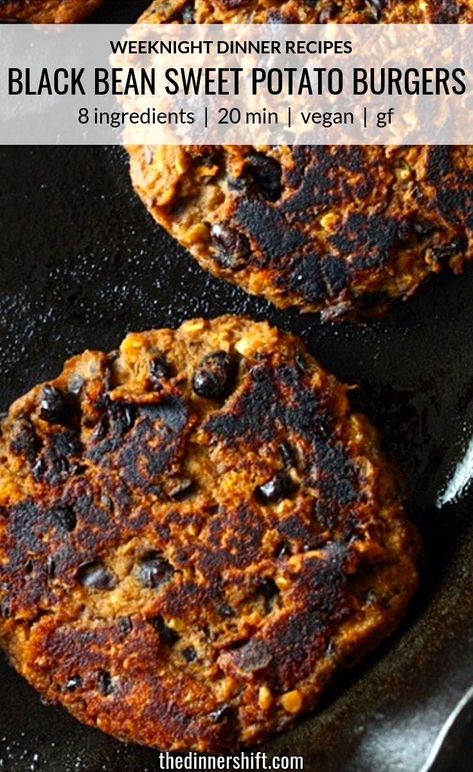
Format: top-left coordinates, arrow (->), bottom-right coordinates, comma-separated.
128,0 -> 473,319
0,0 -> 103,22
0,317 -> 418,751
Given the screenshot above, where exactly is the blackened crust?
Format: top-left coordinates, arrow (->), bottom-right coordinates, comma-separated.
0,317 -> 418,751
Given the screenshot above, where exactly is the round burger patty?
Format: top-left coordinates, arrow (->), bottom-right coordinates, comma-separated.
128,1 -> 473,319
0,0 -> 103,22
0,316 -> 418,751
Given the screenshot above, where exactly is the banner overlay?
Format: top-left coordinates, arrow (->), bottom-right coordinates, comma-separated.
0,24 -> 471,145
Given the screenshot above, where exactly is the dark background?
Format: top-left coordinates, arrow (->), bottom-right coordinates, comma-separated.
1,2 -> 473,770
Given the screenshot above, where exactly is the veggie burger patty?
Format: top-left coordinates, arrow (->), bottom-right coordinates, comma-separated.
0,316 -> 418,751
128,0 -> 473,319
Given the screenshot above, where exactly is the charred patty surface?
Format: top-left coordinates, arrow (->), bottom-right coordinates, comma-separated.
0,317 -> 418,751
128,1 -> 473,319
0,0 -> 103,22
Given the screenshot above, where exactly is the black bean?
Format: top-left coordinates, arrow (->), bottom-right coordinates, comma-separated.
70,463 -> 88,476
138,551 -> 174,589
218,603 -> 235,618
46,558 -> 56,577
246,152 -> 282,201
65,676 -> 82,692
32,457 -> 47,480
117,616 -> 133,635
181,3 -> 195,22
182,646 -> 198,663
366,0 -> 386,20
258,578 -> 279,601
192,351 -> 236,401
168,479 -> 196,500
98,670 -> 113,696
51,506 -> 77,532
77,561 -> 117,590
211,225 -> 251,270
150,615 -> 180,645
149,355 -> 174,386
256,472 -> 293,504
275,542 -> 292,558
210,705 -> 234,723
39,385 -> 73,425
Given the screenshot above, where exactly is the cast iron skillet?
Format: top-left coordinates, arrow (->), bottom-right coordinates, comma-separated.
1,3 -> 473,769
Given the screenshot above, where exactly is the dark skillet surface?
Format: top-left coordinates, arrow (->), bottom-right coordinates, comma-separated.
1,4 -> 473,771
